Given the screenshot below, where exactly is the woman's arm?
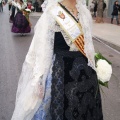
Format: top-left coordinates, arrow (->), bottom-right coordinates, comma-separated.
16,2 -> 27,10
11,1 -> 18,7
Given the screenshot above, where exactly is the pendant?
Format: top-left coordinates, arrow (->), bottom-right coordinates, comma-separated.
71,9 -> 74,14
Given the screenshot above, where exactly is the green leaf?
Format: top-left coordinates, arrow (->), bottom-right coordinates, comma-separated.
98,80 -> 109,88
95,53 -> 112,65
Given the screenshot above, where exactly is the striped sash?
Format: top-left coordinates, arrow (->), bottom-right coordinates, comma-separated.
74,35 -> 85,56
50,4 -> 86,56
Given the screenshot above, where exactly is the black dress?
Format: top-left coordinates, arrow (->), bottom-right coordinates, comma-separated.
11,9 -> 31,33
50,32 -> 103,120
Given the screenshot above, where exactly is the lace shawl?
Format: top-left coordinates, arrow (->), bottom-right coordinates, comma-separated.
11,0 -> 96,120
12,2 -> 27,10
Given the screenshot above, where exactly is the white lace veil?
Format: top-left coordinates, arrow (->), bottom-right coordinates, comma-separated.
11,0 -> 95,120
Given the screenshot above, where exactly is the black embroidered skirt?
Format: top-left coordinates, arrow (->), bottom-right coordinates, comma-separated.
50,51 -> 103,120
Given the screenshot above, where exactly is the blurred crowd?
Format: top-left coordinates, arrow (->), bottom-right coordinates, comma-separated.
90,0 -> 120,25
90,0 -> 106,23
0,0 -> 44,13
1,0 -> 120,26
0,0 -> 5,12
0,0 -> 45,35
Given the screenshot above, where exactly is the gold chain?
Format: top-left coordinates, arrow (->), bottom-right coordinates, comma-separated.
66,6 -> 76,13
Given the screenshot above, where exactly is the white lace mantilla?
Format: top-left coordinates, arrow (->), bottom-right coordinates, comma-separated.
11,0 -> 96,120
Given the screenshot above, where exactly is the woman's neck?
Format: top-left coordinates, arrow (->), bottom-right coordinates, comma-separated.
62,0 -> 76,7
61,0 -> 78,18
66,0 -> 76,3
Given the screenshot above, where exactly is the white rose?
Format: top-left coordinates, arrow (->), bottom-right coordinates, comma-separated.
25,8 -> 31,12
96,59 -> 112,83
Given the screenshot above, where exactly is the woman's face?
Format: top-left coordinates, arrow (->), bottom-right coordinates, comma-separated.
116,1 -> 118,5
18,0 -> 21,3
18,0 -> 23,4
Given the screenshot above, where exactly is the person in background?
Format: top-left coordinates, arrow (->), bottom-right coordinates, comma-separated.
95,0 -> 104,23
103,0 -> 106,11
111,0 -> 120,25
93,0 -> 97,17
27,1 -> 35,12
27,1 -> 32,10
34,0 -> 42,12
9,0 -> 18,23
37,0 -> 42,12
11,0 -> 31,35
8,0 -> 12,14
33,0 -> 39,12
90,1 -> 95,16
0,0 -> 5,12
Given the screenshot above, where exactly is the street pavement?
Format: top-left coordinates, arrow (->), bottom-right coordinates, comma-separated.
0,6 -> 40,120
93,21 -> 120,52
0,5 -> 120,120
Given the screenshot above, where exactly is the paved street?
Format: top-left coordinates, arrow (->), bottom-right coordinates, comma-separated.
0,6 -> 39,120
0,6 -> 120,120
93,39 -> 120,120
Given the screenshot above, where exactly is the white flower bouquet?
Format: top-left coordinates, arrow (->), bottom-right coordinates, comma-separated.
24,8 -> 31,13
95,53 -> 112,88
23,8 -> 32,26
23,8 -> 31,16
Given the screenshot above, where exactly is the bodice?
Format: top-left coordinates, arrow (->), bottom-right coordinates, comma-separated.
54,32 -> 70,52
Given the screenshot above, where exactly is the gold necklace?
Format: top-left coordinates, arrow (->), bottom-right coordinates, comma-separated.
64,0 -> 76,12
66,6 -> 76,14
69,8 -> 76,13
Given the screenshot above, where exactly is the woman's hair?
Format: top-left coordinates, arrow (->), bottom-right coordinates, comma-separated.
114,1 -> 118,5
20,0 -> 23,3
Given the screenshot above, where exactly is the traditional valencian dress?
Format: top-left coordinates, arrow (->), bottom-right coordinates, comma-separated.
32,3 -> 103,120
11,0 -> 103,120
11,2 -> 31,33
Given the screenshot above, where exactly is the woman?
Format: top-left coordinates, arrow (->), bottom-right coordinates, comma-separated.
11,0 -> 31,35
96,0 -> 104,23
93,0 -> 97,17
90,1 -> 95,16
111,1 -> 120,25
11,0 -> 103,120
0,0 -> 4,12
9,0 -> 18,23
8,0 -> 12,14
